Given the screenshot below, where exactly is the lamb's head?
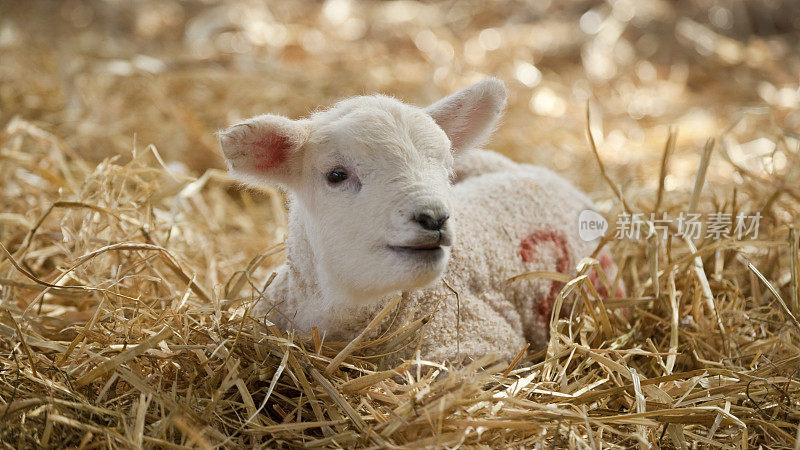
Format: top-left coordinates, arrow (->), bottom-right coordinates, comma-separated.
218,78 -> 506,305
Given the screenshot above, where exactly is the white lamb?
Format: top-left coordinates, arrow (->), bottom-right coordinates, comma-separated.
218,78 -> 623,362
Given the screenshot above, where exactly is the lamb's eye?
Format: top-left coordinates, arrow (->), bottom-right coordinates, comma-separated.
326,169 -> 348,184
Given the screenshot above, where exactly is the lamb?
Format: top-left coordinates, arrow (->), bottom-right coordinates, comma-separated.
218,78 -> 623,363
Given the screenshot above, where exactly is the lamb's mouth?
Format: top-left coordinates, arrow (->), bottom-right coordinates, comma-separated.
388,243 -> 446,257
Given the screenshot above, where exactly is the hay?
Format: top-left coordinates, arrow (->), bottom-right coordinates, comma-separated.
1,110 -> 799,448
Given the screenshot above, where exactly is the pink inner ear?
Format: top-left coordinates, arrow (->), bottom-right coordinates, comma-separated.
252,134 -> 291,171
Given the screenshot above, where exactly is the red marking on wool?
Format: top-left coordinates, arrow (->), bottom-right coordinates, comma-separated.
252,134 -> 291,171
587,252 -> 626,298
518,230 -> 571,318
587,267 -> 608,297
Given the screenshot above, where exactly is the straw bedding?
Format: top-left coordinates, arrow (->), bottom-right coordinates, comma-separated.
1,113 -> 799,448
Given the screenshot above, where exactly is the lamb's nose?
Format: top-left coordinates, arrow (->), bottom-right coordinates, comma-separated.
415,212 -> 449,231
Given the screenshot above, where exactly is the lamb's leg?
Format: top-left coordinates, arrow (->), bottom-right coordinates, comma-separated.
452,149 -> 518,183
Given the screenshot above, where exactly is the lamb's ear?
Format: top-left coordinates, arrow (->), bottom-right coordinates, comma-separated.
425,77 -> 507,153
218,114 -> 309,187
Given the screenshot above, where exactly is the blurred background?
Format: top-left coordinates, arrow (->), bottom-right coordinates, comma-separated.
1,0 -> 798,196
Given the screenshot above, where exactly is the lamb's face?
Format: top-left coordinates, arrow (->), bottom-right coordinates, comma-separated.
296,100 -> 455,300
219,78 -> 506,304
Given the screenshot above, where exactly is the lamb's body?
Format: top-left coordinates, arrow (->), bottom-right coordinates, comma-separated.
219,78 -> 622,363
265,149 -> 604,362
